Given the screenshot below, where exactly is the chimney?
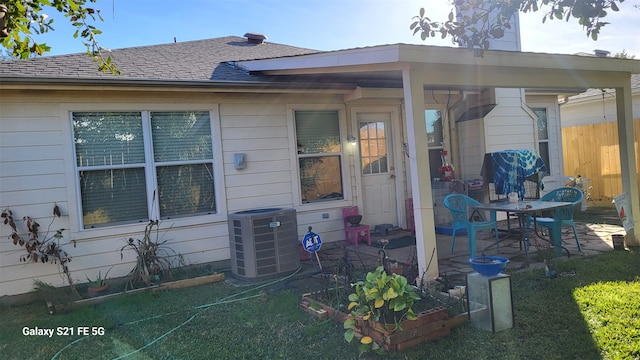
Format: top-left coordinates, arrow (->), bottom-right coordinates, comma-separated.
244,33 -> 267,44
594,49 -> 610,57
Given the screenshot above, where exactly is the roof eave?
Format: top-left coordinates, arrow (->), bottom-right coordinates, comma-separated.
237,44 -> 640,91
0,77 -> 356,93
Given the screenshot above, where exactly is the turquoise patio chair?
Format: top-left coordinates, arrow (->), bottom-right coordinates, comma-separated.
443,194 -> 499,257
526,187 -> 583,251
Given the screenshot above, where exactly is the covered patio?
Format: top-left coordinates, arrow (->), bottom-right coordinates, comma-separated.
240,45 -> 640,280
342,217 -> 625,278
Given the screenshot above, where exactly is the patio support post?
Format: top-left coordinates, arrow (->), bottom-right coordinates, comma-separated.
615,81 -> 639,246
402,67 -> 440,281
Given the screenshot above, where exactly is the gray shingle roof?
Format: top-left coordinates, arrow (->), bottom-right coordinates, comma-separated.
0,36 -> 319,82
568,74 -> 640,100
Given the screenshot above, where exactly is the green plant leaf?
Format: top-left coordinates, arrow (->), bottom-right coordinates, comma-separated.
393,300 -> 407,312
406,309 -> 418,320
344,328 -> 355,343
384,287 -> 398,300
359,343 -> 371,356
366,271 -> 376,282
343,318 -> 355,329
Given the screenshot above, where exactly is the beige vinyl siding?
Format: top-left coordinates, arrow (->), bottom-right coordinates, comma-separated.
0,90 -> 356,296
295,208 -> 345,244
220,103 -> 296,228
0,101 -> 72,295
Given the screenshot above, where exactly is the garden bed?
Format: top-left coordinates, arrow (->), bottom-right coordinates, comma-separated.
48,273 -> 225,314
300,290 -> 468,351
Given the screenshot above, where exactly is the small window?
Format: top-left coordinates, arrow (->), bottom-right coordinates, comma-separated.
426,109 -> 444,179
533,108 -> 550,175
295,111 -> 343,203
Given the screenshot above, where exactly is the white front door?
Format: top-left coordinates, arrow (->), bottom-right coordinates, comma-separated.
358,113 -> 398,227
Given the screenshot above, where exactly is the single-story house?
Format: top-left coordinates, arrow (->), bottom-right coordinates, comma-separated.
1,34 -> 638,297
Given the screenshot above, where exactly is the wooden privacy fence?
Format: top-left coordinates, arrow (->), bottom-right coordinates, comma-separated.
562,119 -> 640,202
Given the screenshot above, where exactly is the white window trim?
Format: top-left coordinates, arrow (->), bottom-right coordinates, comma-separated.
531,106 -> 551,175
286,104 -> 352,211
61,103 -> 227,237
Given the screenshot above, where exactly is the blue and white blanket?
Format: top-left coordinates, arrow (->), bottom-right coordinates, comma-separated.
485,150 -> 546,199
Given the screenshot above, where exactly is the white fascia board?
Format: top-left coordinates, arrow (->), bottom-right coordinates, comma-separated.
239,44 -> 640,78
236,44 -> 403,72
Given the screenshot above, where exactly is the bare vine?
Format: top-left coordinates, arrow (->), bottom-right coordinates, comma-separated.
1,205 -> 77,295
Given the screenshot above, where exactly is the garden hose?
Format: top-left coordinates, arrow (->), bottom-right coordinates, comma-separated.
51,265 -> 303,360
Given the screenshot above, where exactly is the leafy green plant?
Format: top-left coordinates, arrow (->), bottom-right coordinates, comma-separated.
120,220 -> 178,289
85,267 -> 112,288
343,266 -> 421,355
1,206 -> 77,294
0,0 -> 119,74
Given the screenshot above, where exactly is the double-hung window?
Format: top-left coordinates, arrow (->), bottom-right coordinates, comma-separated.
73,111 -> 216,228
294,110 -> 344,203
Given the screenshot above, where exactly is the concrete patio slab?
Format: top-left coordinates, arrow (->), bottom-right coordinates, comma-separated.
322,220 -> 625,280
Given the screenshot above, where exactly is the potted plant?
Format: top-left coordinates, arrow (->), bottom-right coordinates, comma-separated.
86,267 -> 112,297
343,266 -> 422,355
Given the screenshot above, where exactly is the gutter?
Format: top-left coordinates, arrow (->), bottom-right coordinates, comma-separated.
0,77 -> 356,93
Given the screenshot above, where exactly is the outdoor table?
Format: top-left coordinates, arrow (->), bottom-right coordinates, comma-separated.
471,200 -> 574,262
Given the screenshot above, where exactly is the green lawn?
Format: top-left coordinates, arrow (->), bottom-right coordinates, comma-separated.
1,249 -> 639,360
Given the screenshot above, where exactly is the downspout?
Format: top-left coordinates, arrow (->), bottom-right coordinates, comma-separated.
448,90 -> 467,180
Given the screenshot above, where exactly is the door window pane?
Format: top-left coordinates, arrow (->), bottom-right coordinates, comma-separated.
359,121 -> 388,175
